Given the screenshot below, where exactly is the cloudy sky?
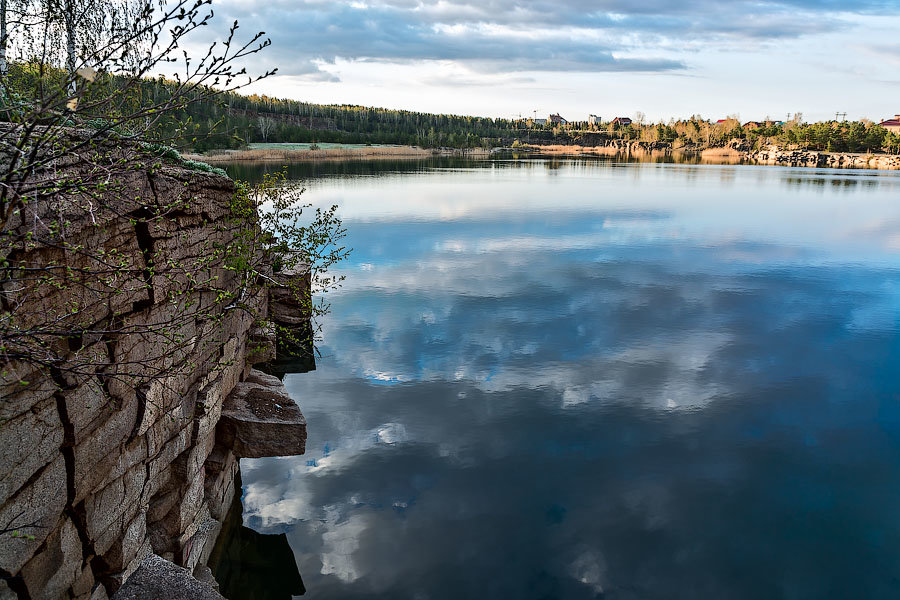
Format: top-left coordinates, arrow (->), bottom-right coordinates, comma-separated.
209,1 -> 900,127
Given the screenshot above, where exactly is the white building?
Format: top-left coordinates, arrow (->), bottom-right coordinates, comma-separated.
588,114 -> 601,125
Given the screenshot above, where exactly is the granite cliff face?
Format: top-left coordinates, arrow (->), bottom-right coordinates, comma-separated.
0,163 -> 309,599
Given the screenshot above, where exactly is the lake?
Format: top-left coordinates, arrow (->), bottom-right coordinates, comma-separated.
220,158 -> 900,599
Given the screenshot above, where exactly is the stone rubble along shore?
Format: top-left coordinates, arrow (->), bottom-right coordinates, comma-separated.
522,138 -> 900,170
750,145 -> 900,169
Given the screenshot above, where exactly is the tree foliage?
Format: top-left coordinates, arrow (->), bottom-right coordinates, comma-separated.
0,0 -> 346,412
228,170 -> 350,355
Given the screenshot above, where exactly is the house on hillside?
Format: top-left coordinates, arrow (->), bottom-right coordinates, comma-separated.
743,121 -> 763,129
881,115 -> 900,135
611,117 -> 632,126
549,113 -> 568,125
588,114 -> 601,125
533,118 -> 547,126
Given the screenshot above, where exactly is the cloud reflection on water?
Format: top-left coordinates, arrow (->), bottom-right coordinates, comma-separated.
239,161 -> 900,599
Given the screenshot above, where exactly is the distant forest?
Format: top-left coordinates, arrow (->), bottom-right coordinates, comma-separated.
187,89 -> 900,155
180,90 -> 900,155
5,63 -> 899,154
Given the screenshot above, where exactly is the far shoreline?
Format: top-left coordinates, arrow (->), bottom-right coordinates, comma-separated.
185,143 -> 900,171
520,143 -> 900,170
184,145 -> 491,163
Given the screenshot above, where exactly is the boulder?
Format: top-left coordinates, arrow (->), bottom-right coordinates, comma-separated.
110,554 -> 224,600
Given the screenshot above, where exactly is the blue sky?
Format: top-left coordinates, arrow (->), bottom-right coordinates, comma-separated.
209,0 -> 900,122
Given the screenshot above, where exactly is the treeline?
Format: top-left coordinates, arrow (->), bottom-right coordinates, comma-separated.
774,120 -> 898,153
2,63 -> 533,150
194,93 -> 900,154
4,61 -> 898,154
566,117 -> 900,154
221,92 -> 547,150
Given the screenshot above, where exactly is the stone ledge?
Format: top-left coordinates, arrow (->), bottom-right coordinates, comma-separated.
217,369 -> 307,458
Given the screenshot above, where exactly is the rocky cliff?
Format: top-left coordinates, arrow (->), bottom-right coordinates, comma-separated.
0,160 -> 309,599
527,137 -> 900,170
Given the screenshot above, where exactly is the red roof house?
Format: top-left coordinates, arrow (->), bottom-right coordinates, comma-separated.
880,115 -> 900,135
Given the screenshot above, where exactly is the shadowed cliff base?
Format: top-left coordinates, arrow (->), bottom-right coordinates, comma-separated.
208,472 -> 305,600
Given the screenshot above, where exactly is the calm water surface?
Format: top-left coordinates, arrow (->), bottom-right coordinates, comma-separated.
225,159 -> 900,599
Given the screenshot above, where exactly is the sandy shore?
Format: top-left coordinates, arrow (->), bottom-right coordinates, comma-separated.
186,146 -> 491,162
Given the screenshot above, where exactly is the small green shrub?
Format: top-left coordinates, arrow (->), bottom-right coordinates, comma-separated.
139,142 -> 228,177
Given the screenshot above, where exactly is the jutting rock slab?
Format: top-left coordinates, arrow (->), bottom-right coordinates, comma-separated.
217,369 -> 307,458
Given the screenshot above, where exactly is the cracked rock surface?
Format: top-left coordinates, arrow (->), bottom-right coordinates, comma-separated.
111,555 -> 224,600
